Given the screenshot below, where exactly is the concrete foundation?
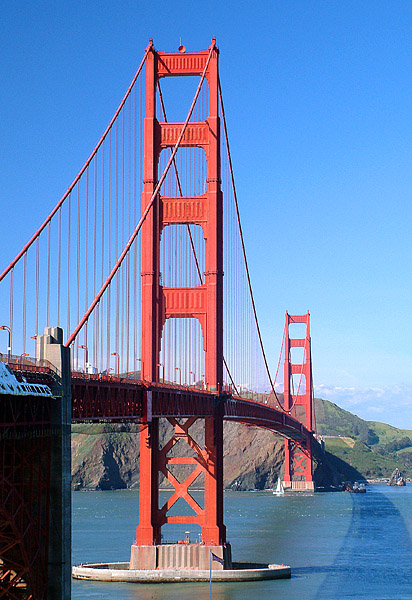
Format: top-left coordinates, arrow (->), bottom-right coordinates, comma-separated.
72,561 -> 291,582
130,543 -> 232,570
283,481 -> 315,492
283,480 -> 315,492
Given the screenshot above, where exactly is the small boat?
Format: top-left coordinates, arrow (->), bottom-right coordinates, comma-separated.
273,477 -> 284,496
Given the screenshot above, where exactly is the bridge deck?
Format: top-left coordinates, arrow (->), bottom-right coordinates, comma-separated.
9,364 -> 310,442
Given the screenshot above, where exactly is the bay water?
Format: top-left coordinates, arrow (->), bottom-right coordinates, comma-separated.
72,484 -> 412,599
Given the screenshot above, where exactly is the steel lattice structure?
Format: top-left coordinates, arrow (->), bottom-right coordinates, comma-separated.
0,393 -> 52,599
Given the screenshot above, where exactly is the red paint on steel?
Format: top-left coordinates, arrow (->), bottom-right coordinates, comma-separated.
8,363 -> 312,439
283,312 -> 314,487
136,38 -> 226,547
65,42 -> 213,349
157,80 -> 204,284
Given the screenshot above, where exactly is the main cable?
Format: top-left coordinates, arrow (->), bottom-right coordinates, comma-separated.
65,40 -> 216,347
218,78 -> 286,412
0,43 -> 152,283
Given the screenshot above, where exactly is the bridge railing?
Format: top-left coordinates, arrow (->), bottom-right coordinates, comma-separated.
1,354 -> 61,378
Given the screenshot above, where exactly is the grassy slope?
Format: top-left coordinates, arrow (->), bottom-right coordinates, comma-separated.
314,399 -> 365,437
324,439 -> 401,479
315,398 -> 412,478
366,421 -> 412,444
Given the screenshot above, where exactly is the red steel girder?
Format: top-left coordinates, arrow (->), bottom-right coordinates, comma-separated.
10,364 -> 313,441
70,374 -> 312,442
0,395 -> 52,600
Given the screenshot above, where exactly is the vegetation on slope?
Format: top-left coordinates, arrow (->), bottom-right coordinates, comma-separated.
314,398 -> 412,479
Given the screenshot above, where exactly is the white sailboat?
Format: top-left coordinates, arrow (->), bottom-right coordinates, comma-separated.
273,477 -> 284,496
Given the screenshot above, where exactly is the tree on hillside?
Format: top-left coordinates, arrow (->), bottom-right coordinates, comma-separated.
353,422 -> 379,446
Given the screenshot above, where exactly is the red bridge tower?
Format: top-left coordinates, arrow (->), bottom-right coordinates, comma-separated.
131,39 -> 229,569
283,312 -> 315,491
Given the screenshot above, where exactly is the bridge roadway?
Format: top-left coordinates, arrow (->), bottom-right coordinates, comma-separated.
9,360 -> 311,442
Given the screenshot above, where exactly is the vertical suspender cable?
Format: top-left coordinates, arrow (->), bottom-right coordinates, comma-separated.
58,208 -> 61,326
115,119 -> 119,362
121,107 -> 125,374
107,132 -> 112,371
9,270 -> 13,355
22,254 -> 27,354
218,80 -> 285,410
133,82 -> 137,368
0,47 -> 150,284
67,194 -> 71,343
93,159 -> 97,365
47,222 -> 51,327
35,238 -> 39,336
76,186 -> 80,367
84,170 -> 89,353
65,42 -> 215,347
126,95 -> 131,374
100,142 -> 105,372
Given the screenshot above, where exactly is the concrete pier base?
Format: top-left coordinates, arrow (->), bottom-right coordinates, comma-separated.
130,542 -> 232,570
283,480 -> 315,492
72,561 -> 291,583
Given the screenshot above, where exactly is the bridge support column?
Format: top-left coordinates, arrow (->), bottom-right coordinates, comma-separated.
282,313 -> 315,491
133,39 -> 229,569
0,327 -> 71,598
135,420 -> 161,546
38,326 -> 72,598
203,416 -> 226,545
132,414 -> 229,569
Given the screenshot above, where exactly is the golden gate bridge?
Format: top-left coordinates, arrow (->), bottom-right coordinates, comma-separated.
0,38 -> 317,598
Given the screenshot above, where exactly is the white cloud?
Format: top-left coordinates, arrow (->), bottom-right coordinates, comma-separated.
314,383 -> 412,429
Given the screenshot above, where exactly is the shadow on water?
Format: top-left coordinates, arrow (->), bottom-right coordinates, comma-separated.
294,487 -> 412,599
72,488 -> 412,599
314,450 -> 367,489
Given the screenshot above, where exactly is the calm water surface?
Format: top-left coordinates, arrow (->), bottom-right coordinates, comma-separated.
72,484 -> 412,599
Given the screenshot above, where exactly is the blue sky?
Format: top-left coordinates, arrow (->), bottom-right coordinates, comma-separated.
1,1 -> 412,428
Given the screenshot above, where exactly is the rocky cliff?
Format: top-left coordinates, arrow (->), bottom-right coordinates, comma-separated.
72,421 -> 290,491
388,468 -> 406,486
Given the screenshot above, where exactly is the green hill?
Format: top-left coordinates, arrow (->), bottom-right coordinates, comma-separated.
314,398 -> 412,479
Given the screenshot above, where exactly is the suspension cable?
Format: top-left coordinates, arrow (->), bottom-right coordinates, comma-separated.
0,42 -> 152,283
311,377 -> 317,435
218,78 -> 286,411
272,321 -> 286,401
158,78 -> 239,395
65,40 -> 216,347
223,356 -> 240,395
